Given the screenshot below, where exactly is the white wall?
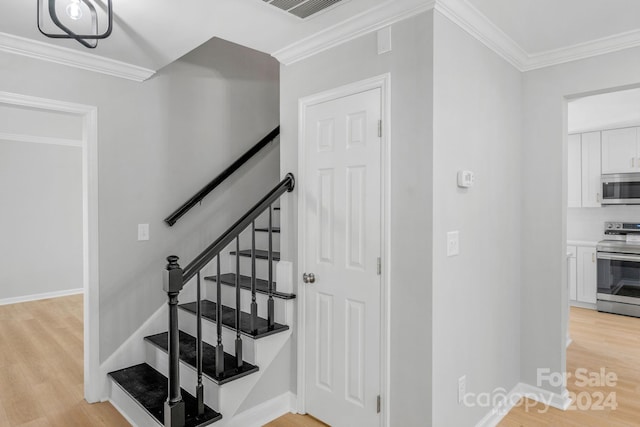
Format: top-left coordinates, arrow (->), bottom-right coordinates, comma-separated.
522,44 -> 640,394
280,12 -> 434,425
0,139 -> 82,300
0,37 -> 281,362
431,12 -> 523,426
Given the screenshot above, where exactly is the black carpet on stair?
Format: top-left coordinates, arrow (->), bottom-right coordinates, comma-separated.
229,249 -> 280,261
108,363 -> 222,427
179,300 -> 289,338
204,273 -> 295,299
145,331 -> 258,385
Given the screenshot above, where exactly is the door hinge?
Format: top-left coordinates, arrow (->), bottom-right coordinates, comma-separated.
378,120 -> 382,137
377,395 -> 381,413
377,257 -> 382,275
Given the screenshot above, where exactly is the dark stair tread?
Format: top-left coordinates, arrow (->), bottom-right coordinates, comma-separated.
204,273 -> 296,300
144,331 -> 258,385
255,227 -> 280,233
230,249 -> 280,261
179,300 -> 289,339
108,363 -> 221,427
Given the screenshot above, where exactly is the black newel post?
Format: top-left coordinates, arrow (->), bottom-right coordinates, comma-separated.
164,255 -> 185,427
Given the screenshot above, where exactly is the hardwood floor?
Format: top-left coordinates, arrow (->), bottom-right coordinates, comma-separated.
264,413 -> 329,427
0,295 -> 129,427
7,296 -> 638,426
499,306 -> 640,426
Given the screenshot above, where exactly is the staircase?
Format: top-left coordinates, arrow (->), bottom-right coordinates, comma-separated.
105,129 -> 296,427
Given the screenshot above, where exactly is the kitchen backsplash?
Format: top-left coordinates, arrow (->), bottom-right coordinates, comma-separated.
568,206 -> 640,241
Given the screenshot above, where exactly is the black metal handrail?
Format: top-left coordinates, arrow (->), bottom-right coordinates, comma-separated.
164,126 -> 281,227
182,173 -> 294,283
162,173 -> 294,425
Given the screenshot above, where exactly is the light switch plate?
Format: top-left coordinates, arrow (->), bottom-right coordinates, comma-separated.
138,224 -> 149,241
447,231 -> 460,256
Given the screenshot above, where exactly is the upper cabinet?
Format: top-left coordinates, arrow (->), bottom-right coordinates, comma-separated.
581,132 -> 602,207
568,134 -> 582,208
568,131 -> 601,208
601,127 -> 639,174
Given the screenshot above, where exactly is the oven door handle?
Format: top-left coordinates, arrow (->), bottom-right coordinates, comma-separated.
597,252 -> 640,262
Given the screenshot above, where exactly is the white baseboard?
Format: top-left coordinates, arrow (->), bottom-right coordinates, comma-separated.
223,392 -> 296,427
516,382 -> 571,411
475,383 -> 521,427
475,382 -> 571,427
0,288 -> 83,306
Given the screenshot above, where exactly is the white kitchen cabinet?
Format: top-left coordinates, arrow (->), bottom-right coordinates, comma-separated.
568,132 -> 601,208
577,246 -> 597,304
601,127 -> 638,174
567,245 -> 577,301
568,134 -> 582,208
581,132 -> 602,207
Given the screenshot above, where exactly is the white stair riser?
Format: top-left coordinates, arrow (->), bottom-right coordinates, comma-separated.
178,308 -> 257,364
225,256 -> 278,280
250,231 -> 280,252
206,284 -> 290,323
144,341 -> 258,415
109,380 -> 162,427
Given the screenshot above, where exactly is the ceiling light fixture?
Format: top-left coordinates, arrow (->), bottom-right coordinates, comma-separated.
37,0 -> 112,49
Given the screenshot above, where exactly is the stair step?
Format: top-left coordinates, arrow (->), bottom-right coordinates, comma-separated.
229,249 -> 280,261
108,363 -> 222,427
179,300 -> 289,339
145,331 -> 259,385
255,227 -> 280,233
204,273 -> 295,300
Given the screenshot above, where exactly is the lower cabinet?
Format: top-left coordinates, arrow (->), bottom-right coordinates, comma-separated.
569,245 -> 597,306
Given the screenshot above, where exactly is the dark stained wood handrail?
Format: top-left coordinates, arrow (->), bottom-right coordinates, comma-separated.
164,126 -> 280,226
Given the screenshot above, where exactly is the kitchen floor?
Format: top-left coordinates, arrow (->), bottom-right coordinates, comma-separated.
499,307 -> 640,426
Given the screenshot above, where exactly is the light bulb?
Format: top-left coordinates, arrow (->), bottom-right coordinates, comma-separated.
66,0 -> 83,20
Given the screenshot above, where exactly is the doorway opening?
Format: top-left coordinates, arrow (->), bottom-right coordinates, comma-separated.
0,92 -> 100,402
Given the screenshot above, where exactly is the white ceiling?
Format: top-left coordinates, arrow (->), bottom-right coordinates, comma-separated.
0,0 -> 388,71
2,0 -> 640,77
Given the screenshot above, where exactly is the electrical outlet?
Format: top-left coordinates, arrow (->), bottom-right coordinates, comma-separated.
458,375 -> 466,404
447,231 -> 460,257
138,224 -> 149,241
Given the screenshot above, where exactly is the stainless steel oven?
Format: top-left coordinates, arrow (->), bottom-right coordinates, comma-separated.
597,222 -> 640,317
601,173 -> 640,205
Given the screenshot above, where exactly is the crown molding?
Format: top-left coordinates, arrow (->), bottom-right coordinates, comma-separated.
434,0 -> 528,70
272,0 -> 436,65
523,28 -> 640,71
274,0 -> 640,73
0,32 -> 155,82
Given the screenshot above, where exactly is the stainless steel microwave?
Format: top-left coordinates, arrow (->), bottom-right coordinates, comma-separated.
601,173 -> 640,205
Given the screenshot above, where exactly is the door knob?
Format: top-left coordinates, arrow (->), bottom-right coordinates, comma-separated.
303,273 -> 316,284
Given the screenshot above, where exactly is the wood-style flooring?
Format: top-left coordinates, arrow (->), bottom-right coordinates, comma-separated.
264,413 -> 329,427
0,295 -> 129,426
499,306 -> 640,426
6,296 -> 640,426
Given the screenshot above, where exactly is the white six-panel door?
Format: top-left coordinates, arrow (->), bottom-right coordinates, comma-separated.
302,88 -> 382,426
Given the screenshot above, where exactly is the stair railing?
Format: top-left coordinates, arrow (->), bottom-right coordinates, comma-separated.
164,126 -> 281,227
162,173 -> 294,426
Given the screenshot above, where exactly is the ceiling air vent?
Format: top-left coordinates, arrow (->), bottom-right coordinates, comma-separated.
263,0 -> 345,19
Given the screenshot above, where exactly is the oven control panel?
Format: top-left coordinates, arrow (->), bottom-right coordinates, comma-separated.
605,222 -> 640,232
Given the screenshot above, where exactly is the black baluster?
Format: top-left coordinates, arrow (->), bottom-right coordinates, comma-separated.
196,271 -> 204,416
235,237 -> 243,368
215,255 -> 224,377
251,221 -> 258,333
268,205 -> 275,329
163,256 -> 185,427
